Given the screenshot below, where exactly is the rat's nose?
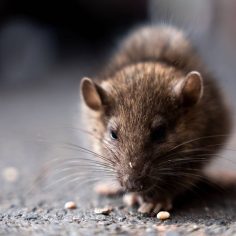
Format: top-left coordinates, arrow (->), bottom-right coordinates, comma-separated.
123,175 -> 147,192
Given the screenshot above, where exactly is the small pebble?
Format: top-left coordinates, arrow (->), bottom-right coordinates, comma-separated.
117,216 -> 126,222
72,216 -> 81,223
166,231 -> 180,236
146,227 -> 156,233
94,206 -> 113,215
189,224 -> 199,232
64,201 -> 77,210
157,211 -> 170,220
2,167 -> 19,182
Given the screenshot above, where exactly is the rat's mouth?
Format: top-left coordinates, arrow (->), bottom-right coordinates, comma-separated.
141,185 -> 158,196
121,175 -> 151,193
125,185 -> 145,193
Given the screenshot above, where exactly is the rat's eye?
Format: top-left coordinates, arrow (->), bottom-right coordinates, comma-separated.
151,124 -> 167,142
110,129 -> 118,140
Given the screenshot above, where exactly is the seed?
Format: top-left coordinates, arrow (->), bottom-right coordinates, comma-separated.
64,201 -> 77,210
94,206 -> 113,215
2,167 -> 19,182
157,211 -> 170,220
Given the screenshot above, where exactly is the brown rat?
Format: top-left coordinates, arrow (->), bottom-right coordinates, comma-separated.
80,25 -> 231,214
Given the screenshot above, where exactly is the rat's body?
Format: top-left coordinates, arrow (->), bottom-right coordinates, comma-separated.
80,25 -> 231,214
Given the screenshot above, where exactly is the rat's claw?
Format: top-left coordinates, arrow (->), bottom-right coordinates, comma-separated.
151,200 -> 172,216
138,202 -> 154,214
123,192 -> 139,207
122,191 -> 173,216
137,198 -> 173,215
152,203 -> 162,215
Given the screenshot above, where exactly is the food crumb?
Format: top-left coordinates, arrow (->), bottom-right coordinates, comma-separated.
157,211 -> 170,220
2,167 -> 19,182
94,206 -> 113,215
64,201 -> 77,210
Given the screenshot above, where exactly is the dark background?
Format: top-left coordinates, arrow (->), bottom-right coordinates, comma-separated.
0,0 -> 147,86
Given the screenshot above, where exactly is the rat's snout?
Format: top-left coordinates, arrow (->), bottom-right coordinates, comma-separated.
122,174 -> 149,192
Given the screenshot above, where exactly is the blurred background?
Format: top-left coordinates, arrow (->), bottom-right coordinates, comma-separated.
0,0 -> 236,199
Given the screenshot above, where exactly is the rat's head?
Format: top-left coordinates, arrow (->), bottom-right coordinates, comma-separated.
80,63 -> 205,195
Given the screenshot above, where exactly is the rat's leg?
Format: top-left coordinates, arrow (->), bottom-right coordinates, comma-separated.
123,192 -> 140,207
138,197 -> 173,215
123,192 -> 172,215
94,181 -> 124,196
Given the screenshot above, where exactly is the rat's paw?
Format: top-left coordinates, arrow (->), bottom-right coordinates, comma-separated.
122,192 -> 140,207
138,202 -> 155,214
94,181 -> 123,196
123,192 -> 172,216
138,198 -> 172,216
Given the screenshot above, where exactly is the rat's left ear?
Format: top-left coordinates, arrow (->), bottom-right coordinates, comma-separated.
80,77 -> 109,111
174,71 -> 204,106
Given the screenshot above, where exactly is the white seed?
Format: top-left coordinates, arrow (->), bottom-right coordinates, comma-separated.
94,206 -> 113,215
64,201 -> 77,210
2,167 -> 19,182
157,211 -> 170,220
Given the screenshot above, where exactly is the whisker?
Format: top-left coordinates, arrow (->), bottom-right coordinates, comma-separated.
63,142 -> 116,165
157,156 -> 210,168
44,172 -> 109,191
52,167 -> 116,177
168,134 -> 230,154
53,159 -> 115,172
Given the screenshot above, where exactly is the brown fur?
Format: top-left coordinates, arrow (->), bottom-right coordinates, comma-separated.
80,25 -> 231,208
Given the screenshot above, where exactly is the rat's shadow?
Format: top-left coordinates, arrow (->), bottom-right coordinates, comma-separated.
173,179 -> 236,223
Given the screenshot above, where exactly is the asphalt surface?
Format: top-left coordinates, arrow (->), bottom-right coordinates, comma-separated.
0,62 -> 236,236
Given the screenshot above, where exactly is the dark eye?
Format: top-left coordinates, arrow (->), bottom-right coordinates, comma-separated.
150,124 -> 167,142
110,129 -> 118,140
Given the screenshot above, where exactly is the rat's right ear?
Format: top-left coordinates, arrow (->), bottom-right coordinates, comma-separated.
174,71 -> 203,107
80,77 -> 108,111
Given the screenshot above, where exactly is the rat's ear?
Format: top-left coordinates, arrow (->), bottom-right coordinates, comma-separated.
80,77 -> 109,111
174,71 -> 203,106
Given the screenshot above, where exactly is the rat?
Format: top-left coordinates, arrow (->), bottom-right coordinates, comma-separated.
79,25 -> 231,215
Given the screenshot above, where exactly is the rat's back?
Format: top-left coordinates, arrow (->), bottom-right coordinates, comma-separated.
104,25 -> 202,78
